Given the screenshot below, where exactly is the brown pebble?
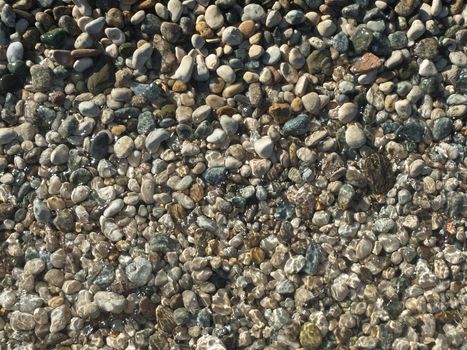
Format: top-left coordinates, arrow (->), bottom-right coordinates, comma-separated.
351,52 -> 383,74
205,95 -> 225,109
190,183 -> 205,202
131,95 -> 147,108
196,21 -> 215,39
52,50 -> 74,66
106,8 -> 124,28
291,97 -> 303,112
216,105 -> 237,117
269,103 -> 291,123
111,125 -> 126,136
223,82 -> 245,98
134,0 -> 156,10
172,80 -> 187,93
71,49 -> 102,58
239,20 -> 255,38
209,77 -> 225,94
251,247 -> 265,264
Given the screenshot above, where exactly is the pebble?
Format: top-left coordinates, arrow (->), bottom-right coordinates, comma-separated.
145,129 -> 170,153
125,257 -> 152,287
94,291 -> 127,313
338,102 -> 358,123
242,4 -> 266,21
205,5 -> 224,30
254,137 -> 274,158
432,118 -> 453,140
0,0 -> 464,348
173,55 -> 194,82
302,92 -> 321,114
283,114 -> 311,136
0,128 -> 17,145
345,125 -> 366,148
30,65 -> 53,91
6,42 -> 23,63
78,101 -> 100,117
114,136 -> 134,158
216,65 -> 235,84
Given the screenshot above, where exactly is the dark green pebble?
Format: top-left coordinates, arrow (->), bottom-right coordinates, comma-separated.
40,28 -> 67,47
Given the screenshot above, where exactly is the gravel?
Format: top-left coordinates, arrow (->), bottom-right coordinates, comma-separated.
0,0 -> 465,349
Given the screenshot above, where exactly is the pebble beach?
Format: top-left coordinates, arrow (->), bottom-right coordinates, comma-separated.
0,0 -> 466,349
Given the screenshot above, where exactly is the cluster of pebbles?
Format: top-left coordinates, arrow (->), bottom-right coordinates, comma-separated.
0,0 -> 466,349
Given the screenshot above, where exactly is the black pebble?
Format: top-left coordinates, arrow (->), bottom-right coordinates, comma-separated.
90,132 -> 110,160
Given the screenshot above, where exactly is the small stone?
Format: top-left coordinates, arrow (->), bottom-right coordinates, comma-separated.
302,92 -> 321,114
94,291 -> 127,314
156,305 -> 176,333
432,117 -> 453,141
345,125 -> 366,148
374,218 -> 395,233
414,38 -> 439,59
351,26 -> 374,54
79,101 -> 100,117
338,102 -> 358,123
262,46 -> 281,65
0,128 -> 17,145
254,137 -> 274,158
317,19 -> 336,37
282,114 -> 311,136
50,305 -> 70,333
132,43 -> 153,71
203,167 -> 226,184
10,311 -> 35,331
90,132 -> 109,159
351,53 -> 382,74
206,128 -> 226,144
332,31 -> 349,53
205,5 -> 224,30
222,26 -> 243,46
300,322 -> 322,350
418,59 -> 437,77
146,129 -> 170,153
87,61 -> 115,94
24,258 -> 46,275
114,136 -> 134,158
125,257 -> 152,287
303,244 -> 320,275
284,255 -> 306,274
167,0 -> 183,22
306,49 -> 331,75
407,19 -> 425,42
40,28 -> 66,47
395,0 -> 416,17
284,10 -> 305,25
196,335 -> 227,350
173,55 -> 194,83
216,65 -> 236,84
30,65 -> 53,91
6,42 -> 23,63
84,17 -> 105,34
242,4 -> 266,21
269,103 -> 291,123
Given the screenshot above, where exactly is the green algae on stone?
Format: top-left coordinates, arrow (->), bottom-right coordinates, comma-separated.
161,104 -> 176,118
306,49 -> 332,75
300,322 -> 322,350
351,26 -> 374,54
40,28 -> 66,47
87,61 -> 115,95
7,60 -> 28,77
